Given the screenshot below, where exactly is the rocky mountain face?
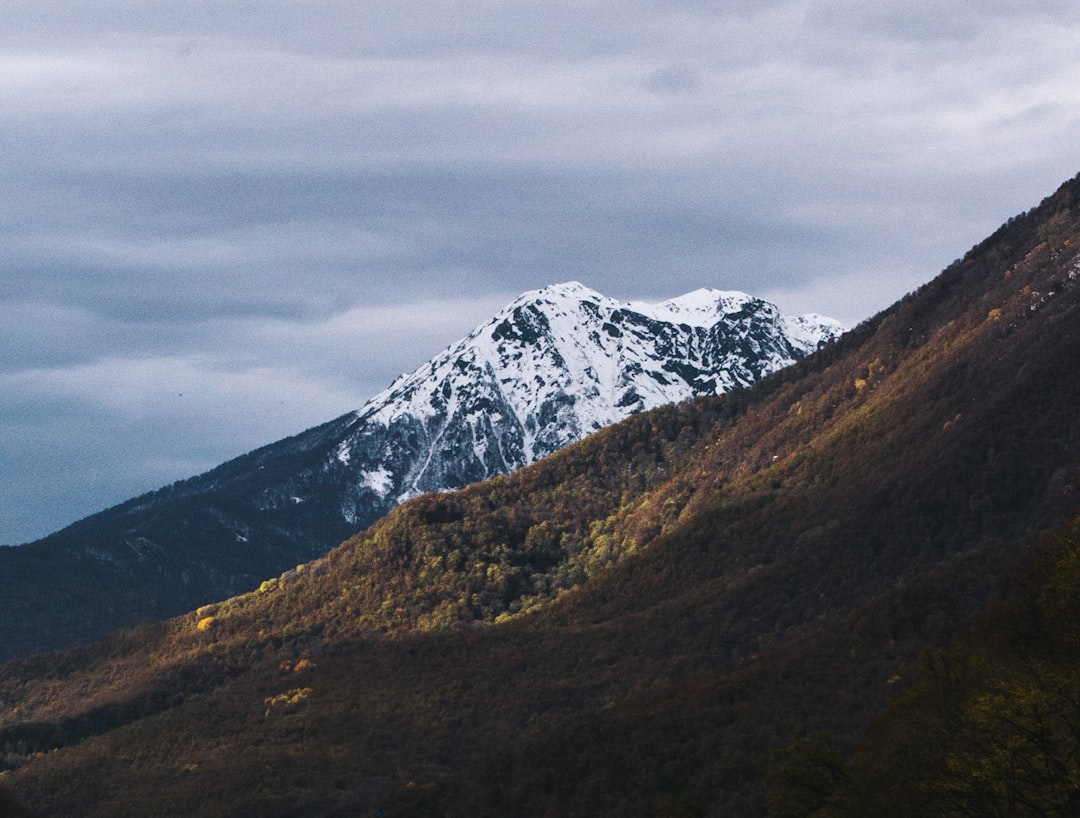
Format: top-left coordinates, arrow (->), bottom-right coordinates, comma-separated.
0,282 -> 841,661
323,281 -> 842,526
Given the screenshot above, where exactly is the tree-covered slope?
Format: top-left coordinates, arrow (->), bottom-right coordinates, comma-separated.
767,516 -> 1080,818
3,174 -> 1080,817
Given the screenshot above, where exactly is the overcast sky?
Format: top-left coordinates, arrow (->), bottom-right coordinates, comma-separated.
2,1 -> 1079,543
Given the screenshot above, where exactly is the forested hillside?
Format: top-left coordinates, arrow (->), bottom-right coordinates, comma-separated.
768,517 -> 1080,817
2,173 -> 1080,816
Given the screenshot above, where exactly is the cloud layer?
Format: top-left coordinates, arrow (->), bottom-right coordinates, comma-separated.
3,1 -> 1079,542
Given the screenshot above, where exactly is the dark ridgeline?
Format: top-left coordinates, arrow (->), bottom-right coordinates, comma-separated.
2,173 -> 1080,816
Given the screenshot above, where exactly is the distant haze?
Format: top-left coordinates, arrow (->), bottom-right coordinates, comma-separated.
1,2 -> 1079,543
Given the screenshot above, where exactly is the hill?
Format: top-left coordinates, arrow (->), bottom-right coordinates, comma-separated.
0,284 -> 839,662
2,173 -> 1080,816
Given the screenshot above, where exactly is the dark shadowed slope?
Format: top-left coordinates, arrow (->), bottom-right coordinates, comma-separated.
766,516 -> 1080,817
2,174 -> 1080,817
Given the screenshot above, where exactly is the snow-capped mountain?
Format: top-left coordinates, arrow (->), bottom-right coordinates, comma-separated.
0,281 -> 842,661
324,281 -> 842,523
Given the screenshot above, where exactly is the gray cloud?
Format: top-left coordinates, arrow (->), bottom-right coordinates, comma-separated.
2,1 -> 1079,542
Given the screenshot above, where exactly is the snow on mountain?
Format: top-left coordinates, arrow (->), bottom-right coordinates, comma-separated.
322,281 -> 844,524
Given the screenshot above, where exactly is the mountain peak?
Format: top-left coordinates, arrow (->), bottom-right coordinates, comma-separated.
0,280 -> 843,662
522,280 -> 600,301
636,287 -> 756,326
349,282 -> 843,505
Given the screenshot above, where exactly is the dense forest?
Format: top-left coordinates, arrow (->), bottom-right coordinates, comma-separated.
2,173 -> 1080,816
768,516 -> 1080,817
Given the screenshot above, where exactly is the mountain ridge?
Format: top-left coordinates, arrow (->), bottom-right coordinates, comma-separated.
0,281 -> 841,662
